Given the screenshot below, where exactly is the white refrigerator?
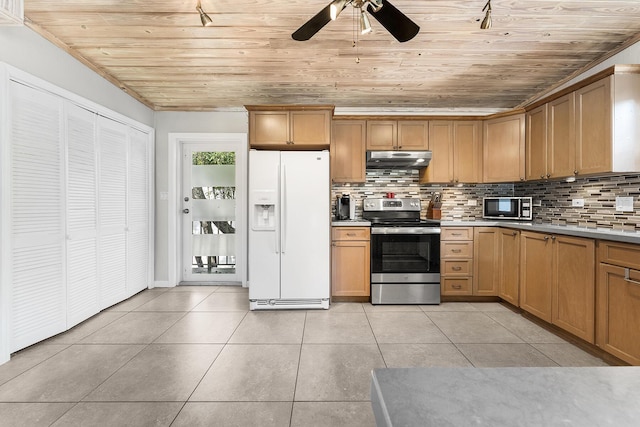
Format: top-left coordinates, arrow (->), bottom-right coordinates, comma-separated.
248,150 -> 330,310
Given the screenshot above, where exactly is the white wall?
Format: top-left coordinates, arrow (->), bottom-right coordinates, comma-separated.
153,111 -> 249,282
0,26 -> 153,126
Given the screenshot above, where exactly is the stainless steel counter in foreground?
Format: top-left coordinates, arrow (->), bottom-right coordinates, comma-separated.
371,367 -> 640,427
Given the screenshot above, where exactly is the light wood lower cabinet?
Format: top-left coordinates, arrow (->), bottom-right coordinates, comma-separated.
597,241 -> 640,365
520,231 -> 595,342
441,227 -> 474,296
473,227 -> 499,296
331,227 -> 370,297
498,228 -> 520,306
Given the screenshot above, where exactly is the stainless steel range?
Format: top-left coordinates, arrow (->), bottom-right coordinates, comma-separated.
363,198 -> 441,305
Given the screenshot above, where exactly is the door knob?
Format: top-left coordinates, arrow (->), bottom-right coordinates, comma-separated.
183,209 -> 190,214
184,197 -> 190,202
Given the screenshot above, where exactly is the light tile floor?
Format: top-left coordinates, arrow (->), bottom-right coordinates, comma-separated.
0,286 -> 608,426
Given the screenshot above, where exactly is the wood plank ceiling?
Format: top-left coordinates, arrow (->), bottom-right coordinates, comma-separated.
22,0 -> 640,112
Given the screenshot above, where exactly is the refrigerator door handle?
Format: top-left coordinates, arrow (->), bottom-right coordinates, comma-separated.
282,164 -> 287,253
275,162 -> 281,254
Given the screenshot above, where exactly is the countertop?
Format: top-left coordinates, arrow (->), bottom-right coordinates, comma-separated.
371,367 -> 640,427
331,220 -> 371,227
441,220 -> 640,245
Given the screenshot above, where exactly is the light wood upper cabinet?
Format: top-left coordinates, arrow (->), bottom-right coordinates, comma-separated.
575,77 -> 612,175
248,106 -> 332,149
331,120 -> 366,183
526,104 -> 548,181
420,120 -> 481,184
366,120 -> 428,150
526,94 -> 576,181
331,227 -> 370,298
483,113 -> 525,183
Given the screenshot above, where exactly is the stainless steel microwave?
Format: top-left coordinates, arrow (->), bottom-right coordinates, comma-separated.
483,197 -> 533,220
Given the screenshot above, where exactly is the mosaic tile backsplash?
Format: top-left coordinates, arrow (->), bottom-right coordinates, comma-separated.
332,170 -> 640,231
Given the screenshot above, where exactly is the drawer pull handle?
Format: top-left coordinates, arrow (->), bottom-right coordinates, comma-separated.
451,249 -> 462,253
624,268 -> 640,286
452,266 -> 462,271
452,284 -> 462,289
451,233 -> 462,236
346,233 -> 356,236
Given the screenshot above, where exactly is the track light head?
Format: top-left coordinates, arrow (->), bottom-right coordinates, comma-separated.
481,0 -> 492,29
196,1 -> 214,27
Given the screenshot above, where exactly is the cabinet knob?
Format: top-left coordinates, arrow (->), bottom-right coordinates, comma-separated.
573,170 -> 578,175
543,236 -> 550,241
540,174 -> 544,179
512,231 -> 518,236
551,235 -> 556,240
546,173 -> 551,178
520,177 -> 525,181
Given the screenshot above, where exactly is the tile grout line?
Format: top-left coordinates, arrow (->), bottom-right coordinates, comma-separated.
288,310 -> 308,427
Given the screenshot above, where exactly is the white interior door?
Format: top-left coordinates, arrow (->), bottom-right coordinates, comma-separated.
181,142 -> 246,283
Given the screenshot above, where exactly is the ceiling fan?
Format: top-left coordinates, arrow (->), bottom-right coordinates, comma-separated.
292,0 -> 420,43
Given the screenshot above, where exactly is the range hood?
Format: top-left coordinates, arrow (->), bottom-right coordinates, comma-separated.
366,151 -> 432,169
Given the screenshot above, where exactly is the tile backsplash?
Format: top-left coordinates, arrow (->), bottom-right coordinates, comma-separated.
332,170 -> 640,230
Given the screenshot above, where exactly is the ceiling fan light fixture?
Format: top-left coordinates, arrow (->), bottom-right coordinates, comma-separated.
481,0 -> 492,29
367,0 -> 383,13
360,9 -> 372,34
196,1 -> 214,27
330,0 -> 349,20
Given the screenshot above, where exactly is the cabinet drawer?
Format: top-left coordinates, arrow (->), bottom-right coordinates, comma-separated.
599,241 -> 640,270
441,227 -> 474,241
441,277 -> 473,295
332,227 -> 370,241
442,260 -> 473,276
441,241 -> 473,258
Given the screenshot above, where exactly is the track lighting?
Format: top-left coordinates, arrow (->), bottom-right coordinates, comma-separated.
360,9 -> 372,34
481,0 -> 492,29
330,0 -> 349,20
196,1 -> 214,27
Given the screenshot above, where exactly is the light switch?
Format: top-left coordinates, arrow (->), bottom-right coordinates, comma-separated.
616,196 -> 634,212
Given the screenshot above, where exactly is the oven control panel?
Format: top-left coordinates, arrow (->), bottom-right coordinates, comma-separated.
364,198 -> 421,211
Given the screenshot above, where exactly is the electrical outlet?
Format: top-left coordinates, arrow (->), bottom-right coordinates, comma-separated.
572,198 -> 585,207
616,196 -> 634,212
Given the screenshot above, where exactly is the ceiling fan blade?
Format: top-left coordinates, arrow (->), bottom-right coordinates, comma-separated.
367,0 -> 420,42
292,3 -> 341,41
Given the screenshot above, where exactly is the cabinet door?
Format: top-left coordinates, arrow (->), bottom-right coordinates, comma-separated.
249,111 -> 289,146
498,229 -> 520,306
420,121 -> 453,183
290,110 -> 331,147
526,104 -> 548,180
483,114 -> 525,183
473,227 -> 499,296
397,121 -> 428,150
552,235 -> 595,343
519,231 -> 553,322
331,240 -> 370,297
8,82 -> 66,352
65,103 -> 99,328
367,120 -> 397,150
547,93 -> 575,178
331,120 -> 366,183
454,121 -> 482,183
597,263 -> 640,365
575,77 -> 612,175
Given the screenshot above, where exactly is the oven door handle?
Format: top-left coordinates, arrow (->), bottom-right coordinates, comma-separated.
371,227 -> 441,235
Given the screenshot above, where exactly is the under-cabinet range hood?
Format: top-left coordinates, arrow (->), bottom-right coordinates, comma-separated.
366,151 -> 432,169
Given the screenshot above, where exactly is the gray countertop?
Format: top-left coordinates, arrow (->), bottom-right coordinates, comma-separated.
441,220 -> 640,245
331,220 -> 372,227
371,367 -> 640,427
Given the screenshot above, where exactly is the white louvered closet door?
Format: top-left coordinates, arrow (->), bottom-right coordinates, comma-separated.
127,127 -> 150,294
65,103 -> 99,327
97,116 -> 128,309
9,82 -> 66,351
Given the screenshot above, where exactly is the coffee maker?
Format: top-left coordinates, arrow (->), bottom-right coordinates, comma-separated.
335,194 -> 351,220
